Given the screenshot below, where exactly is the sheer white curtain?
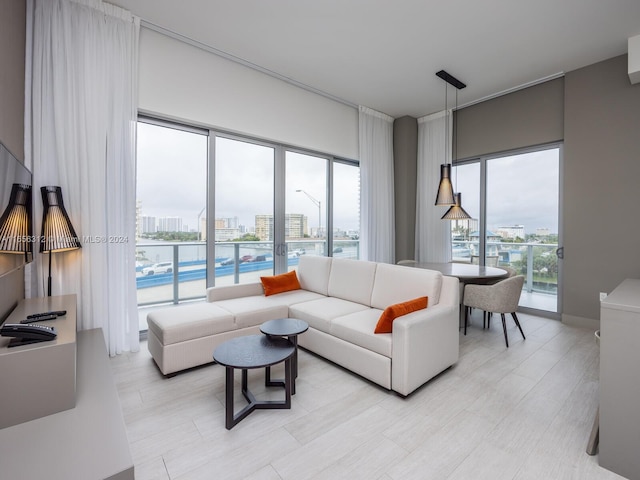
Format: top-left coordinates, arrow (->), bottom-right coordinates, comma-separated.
415,111 -> 453,263
27,0 -> 140,355
359,106 -> 395,263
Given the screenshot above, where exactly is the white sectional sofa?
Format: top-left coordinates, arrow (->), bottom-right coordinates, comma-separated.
147,256 -> 460,396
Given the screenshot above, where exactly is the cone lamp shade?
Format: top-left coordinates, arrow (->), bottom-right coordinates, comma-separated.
39,186 -> 81,296
434,164 -> 455,206
39,186 -> 81,253
441,192 -> 472,220
0,183 -> 32,255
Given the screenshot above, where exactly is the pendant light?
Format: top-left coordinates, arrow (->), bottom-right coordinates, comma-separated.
441,192 -> 471,220
437,72 -> 472,220
434,75 -> 455,206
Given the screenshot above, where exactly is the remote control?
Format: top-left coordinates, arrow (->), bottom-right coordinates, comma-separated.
20,315 -> 57,323
26,310 -> 67,319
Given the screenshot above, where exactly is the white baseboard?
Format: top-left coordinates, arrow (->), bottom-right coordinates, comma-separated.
561,313 -> 599,331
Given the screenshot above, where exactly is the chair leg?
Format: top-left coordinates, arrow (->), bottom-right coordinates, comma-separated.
500,313 -> 509,347
586,407 -> 600,455
487,312 -> 492,329
464,306 -> 469,335
482,311 -> 487,329
511,312 -> 526,340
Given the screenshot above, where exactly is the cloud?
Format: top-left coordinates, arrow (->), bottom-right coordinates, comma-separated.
137,123 -> 361,232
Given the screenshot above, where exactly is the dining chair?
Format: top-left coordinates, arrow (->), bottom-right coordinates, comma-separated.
486,255 -> 499,267
463,275 -> 525,347
396,259 -> 416,266
499,266 -> 517,277
471,255 -> 499,267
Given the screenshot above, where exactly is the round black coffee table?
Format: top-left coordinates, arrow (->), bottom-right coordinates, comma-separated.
213,334 -> 294,430
260,318 -> 308,395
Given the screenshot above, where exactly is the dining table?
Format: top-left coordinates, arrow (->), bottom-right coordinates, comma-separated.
411,262 -> 509,282
410,262 -> 509,328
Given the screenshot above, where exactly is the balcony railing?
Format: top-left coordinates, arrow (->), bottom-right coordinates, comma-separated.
136,239 -> 360,307
453,240 -> 559,295
136,239 -> 555,314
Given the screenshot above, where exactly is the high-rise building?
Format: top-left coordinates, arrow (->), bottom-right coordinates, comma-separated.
255,214 -> 307,240
215,217 -> 239,229
135,200 -> 142,239
158,216 -> 182,232
215,228 -> 240,241
285,214 -> 306,239
255,215 -> 274,241
199,217 -> 207,241
140,215 -> 157,234
497,225 -> 525,239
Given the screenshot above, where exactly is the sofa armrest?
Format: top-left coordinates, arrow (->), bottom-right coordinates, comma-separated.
206,282 -> 264,302
391,302 -> 459,396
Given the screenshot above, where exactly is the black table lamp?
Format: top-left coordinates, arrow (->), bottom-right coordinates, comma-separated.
39,186 -> 81,296
0,183 -> 33,260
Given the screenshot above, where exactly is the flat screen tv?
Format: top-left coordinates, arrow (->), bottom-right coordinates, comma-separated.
0,142 -> 33,278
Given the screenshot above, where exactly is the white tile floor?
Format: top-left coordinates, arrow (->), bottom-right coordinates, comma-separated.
111,311 -> 621,480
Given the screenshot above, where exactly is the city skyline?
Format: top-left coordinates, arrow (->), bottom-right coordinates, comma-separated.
137,123 -> 559,243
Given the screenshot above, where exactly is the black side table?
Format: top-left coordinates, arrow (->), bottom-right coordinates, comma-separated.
213,335 -> 294,430
260,318 -> 309,395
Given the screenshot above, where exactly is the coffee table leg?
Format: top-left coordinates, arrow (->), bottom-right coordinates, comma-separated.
264,335 -> 299,395
225,366 -> 234,430
284,357 -> 292,408
292,336 -> 298,378
265,366 -> 272,386
291,336 -> 298,394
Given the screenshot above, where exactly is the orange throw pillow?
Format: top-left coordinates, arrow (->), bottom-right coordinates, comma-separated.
260,270 -> 302,296
374,297 -> 428,334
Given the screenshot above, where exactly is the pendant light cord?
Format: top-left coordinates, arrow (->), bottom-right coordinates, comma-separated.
454,89 -> 458,190
444,80 -> 448,167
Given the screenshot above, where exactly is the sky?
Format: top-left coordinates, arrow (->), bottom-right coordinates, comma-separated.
454,148 -> 560,235
136,123 -> 360,233
137,122 -> 559,237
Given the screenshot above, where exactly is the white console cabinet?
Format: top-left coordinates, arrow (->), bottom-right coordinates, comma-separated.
0,295 -> 134,479
0,295 -> 77,428
600,278 -> 640,480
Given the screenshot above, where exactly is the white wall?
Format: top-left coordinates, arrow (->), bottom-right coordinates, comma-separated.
138,28 -> 359,159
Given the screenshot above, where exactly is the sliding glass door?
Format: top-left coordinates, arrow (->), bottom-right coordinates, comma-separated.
136,118 -> 360,327
486,147 -> 561,313
453,144 -> 562,315
214,136 -> 276,285
135,120 -> 208,308
285,151 -> 328,268
209,133 -> 360,286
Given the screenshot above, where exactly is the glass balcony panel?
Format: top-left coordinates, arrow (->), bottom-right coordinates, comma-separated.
333,161 -> 360,260
215,137 -> 275,283
286,152 -> 328,271
136,244 -> 177,306
177,242 -> 207,300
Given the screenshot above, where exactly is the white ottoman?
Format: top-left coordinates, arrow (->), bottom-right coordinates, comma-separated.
147,303 -> 238,375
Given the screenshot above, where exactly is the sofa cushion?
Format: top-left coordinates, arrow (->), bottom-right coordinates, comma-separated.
327,258 -> 377,306
268,289 -> 326,306
260,270 -> 301,296
374,296 -> 428,334
297,255 -> 332,295
370,263 -> 443,310
330,309 -> 392,357
289,297 -> 370,334
216,290 -> 325,328
215,297 -> 288,328
147,303 -> 236,345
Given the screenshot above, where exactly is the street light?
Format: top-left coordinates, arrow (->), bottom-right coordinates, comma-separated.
295,189 -> 321,237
